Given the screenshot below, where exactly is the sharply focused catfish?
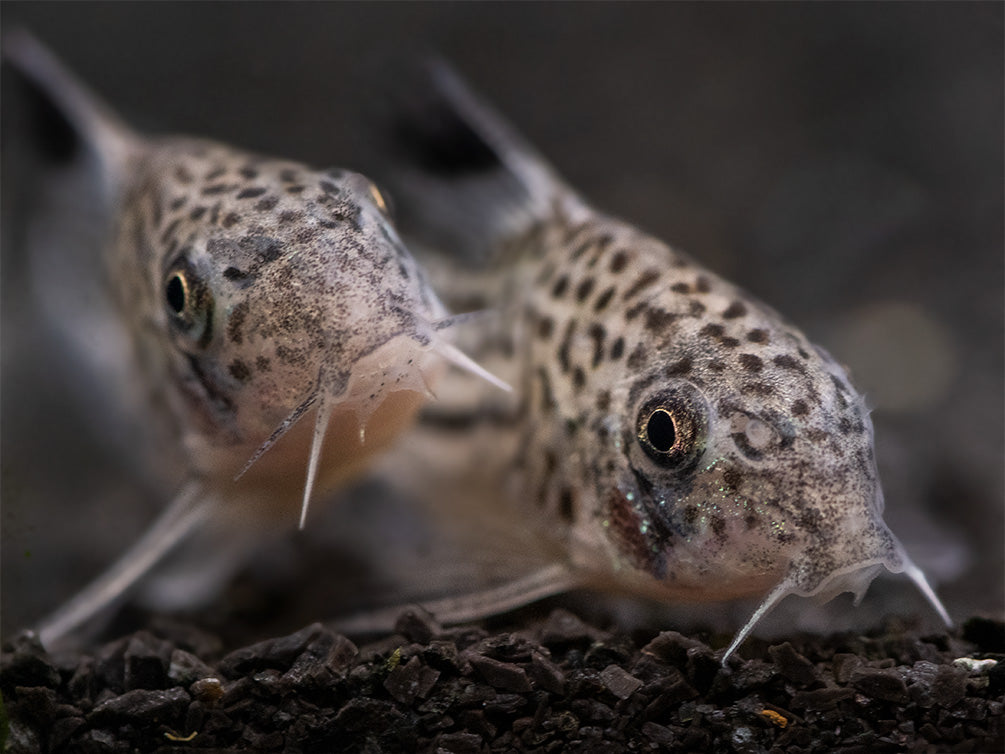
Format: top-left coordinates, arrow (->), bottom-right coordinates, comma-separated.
5,34 -> 503,648
355,61 -> 951,661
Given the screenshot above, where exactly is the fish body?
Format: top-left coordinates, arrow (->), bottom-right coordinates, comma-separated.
5,34 -> 489,647
367,62 -> 950,660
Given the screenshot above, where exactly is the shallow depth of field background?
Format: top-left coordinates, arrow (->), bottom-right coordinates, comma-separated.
2,2 -> 1001,640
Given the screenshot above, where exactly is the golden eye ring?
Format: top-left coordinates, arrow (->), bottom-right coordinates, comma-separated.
635,384 -> 708,472
163,255 -> 213,348
165,271 -> 188,315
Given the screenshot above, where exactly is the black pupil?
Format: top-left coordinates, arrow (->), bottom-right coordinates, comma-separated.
166,274 -> 186,313
646,409 -> 677,453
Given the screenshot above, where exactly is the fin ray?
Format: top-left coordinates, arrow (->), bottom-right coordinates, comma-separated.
329,563 -> 580,636
368,59 -> 576,262
37,481 -> 211,649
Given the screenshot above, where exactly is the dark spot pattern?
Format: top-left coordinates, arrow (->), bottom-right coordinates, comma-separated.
609,250 -> 629,273
236,187 -> 267,199
625,301 -> 647,322
774,354 -> 804,371
627,343 -> 648,370
610,337 -> 625,361
536,367 -> 557,413
791,399 -> 809,416
665,357 -> 692,377
722,467 -> 743,490
622,269 -> 661,301
570,239 -> 593,262
587,323 -> 606,368
575,278 -> 595,302
747,329 -> 769,343
551,276 -> 569,298
227,302 -> 249,345
738,354 -> 763,373
557,321 -> 575,373
700,323 -> 740,348
644,308 -> 677,333
159,218 -> 181,245
223,267 -> 249,282
537,316 -> 554,340
201,183 -> 232,196
558,488 -> 575,523
593,286 -> 615,312
722,301 -> 747,318
585,235 -> 614,268
228,359 -> 251,382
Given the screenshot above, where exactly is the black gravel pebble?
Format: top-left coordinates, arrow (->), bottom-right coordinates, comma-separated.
1,613 -> 1002,753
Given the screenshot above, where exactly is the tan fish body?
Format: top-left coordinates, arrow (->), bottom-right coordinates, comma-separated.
359,62 -> 951,662
5,35 -> 500,648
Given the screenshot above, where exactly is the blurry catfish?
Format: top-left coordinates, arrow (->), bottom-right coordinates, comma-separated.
4,33 -> 504,648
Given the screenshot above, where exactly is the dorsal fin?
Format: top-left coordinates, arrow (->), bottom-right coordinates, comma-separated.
2,29 -> 139,182
368,59 -> 582,264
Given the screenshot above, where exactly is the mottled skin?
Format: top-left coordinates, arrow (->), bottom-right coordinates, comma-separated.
480,203 -> 895,599
112,140 -> 448,498
415,200 -> 896,602
368,63 -> 948,659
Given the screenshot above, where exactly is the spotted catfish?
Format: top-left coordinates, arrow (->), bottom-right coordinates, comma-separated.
361,62 -> 950,661
5,34 -> 503,648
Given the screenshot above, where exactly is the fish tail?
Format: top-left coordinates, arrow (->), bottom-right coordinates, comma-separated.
370,59 -> 576,262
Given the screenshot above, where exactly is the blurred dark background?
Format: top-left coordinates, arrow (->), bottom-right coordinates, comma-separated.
2,2 -> 1001,640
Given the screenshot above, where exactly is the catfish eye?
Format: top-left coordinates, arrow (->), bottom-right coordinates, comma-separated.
165,272 -> 187,314
635,384 -> 708,471
163,255 -> 213,348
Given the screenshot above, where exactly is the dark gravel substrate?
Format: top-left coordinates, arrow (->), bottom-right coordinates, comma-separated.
2,612 -> 1001,753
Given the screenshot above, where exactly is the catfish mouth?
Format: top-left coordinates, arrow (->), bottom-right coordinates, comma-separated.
231,324 -> 510,529
717,526 -> 953,665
